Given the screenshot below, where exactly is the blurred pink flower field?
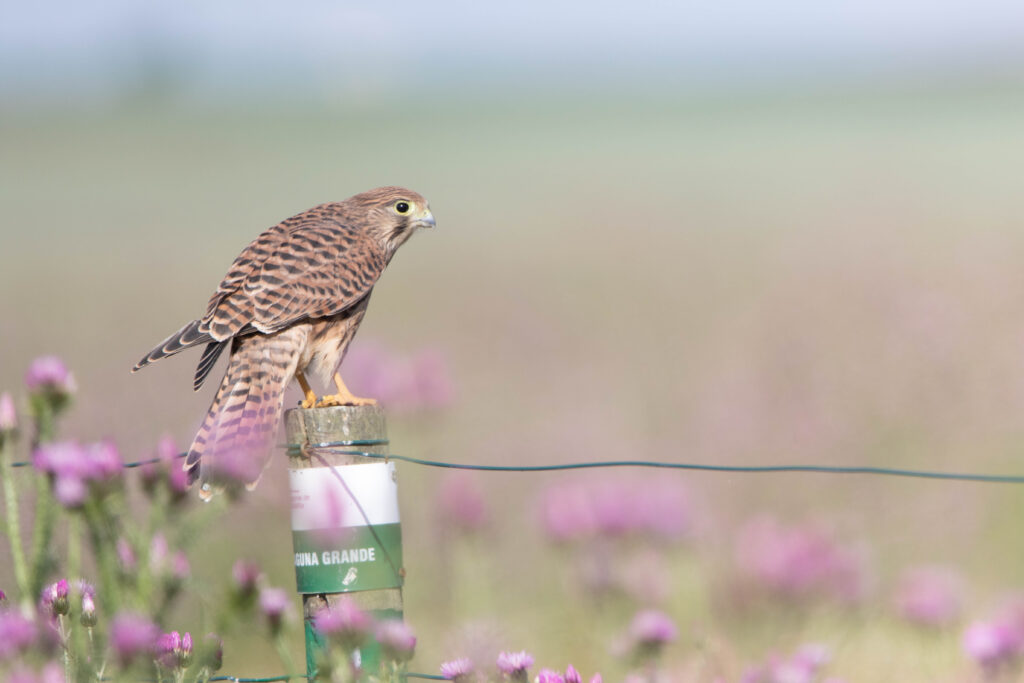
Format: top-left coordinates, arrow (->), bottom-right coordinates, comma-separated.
4,346 -> 1023,681
4,82 -> 1024,682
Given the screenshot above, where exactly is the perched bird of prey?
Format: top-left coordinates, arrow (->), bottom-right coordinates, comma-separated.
133,186 -> 434,498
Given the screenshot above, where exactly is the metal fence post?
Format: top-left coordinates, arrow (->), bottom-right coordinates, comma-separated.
285,405 -> 405,679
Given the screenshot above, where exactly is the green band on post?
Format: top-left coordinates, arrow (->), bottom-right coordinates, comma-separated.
293,524 -> 404,593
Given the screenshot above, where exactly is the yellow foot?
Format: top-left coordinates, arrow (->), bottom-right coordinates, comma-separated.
296,369 -> 318,409
316,394 -> 378,408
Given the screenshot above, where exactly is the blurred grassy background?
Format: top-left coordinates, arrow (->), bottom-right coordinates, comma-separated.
3,82 -> 1024,679
3,3 -> 1024,677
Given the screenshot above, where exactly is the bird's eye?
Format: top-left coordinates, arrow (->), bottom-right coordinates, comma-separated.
395,201 -> 411,214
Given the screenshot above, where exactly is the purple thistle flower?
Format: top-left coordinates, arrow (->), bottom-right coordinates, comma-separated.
259,588 -> 291,632
734,516 -> 868,604
168,464 -> 190,496
589,675 -> 602,683
772,644 -> 830,683
540,475 -> 692,543
497,651 -> 534,677
33,440 -> 123,508
790,643 -> 830,671
80,588 -> 97,628
117,538 -> 137,572
540,481 -> 596,542
741,645 -> 832,683
139,454 -> 162,493
963,618 -> 1023,670
376,619 -> 417,662
39,662 -> 64,683
629,609 -> 678,647
0,610 -> 38,658
156,630 -> 193,669
343,341 -> 455,413
0,392 -> 16,432
410,349 -> 455,409
438,471 -> 489,534
441,658 -> 474,681
312,598 -> 372,649
53,476 -> 88,507
141,436 -> 189,498
171,552 -> 191,581
343,342 -> 392,402
536,669 -> 564,683
894,566 -> 964,628
32,441 -> 82,478
109,612 -> 160,665
150,534 -> 169,571
564,665 -> 581,683
156,434 -> 178,461
0,589 -> 6,603
156,631 -> 182,668
84,440 -> 122,479
40,579 -> 70,617
232,560 -> 262,595
25,356 -> 76,396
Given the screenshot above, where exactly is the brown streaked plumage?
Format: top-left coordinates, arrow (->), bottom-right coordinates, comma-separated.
133,186 -> 434,498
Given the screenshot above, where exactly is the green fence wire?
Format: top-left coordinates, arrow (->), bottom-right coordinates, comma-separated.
284,441 -> 1024,485
14,441 -> 1024,485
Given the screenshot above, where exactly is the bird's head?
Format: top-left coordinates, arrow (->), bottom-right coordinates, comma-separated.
347,186 -> 434,255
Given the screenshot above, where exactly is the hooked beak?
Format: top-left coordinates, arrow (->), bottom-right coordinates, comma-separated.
413,208 -> 435,230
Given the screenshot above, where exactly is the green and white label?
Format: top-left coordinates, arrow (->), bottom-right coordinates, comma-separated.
290,463 -> 403,594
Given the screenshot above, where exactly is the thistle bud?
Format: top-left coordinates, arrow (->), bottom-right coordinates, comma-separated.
376,619 -> 417,663
258,588 -> 291,634
25,356 -> 76,397
232,560 -> 262,597
25,356 -> 76,422
0,393 -> 17,432
80,588 -> 97,628
203,633 -> 224,672
180,632 -> 194,668
497,651 -> 534,681
440,658 -> 474,682
41,579 -> 70,617
156,631 -> 182,668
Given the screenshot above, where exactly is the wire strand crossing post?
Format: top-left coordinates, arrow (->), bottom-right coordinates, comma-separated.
285,405 -> 405,680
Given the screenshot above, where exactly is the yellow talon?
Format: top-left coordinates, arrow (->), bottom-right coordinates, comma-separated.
316,394 -> 377,408
296,370 -> 318,409
315,372 -> 377,407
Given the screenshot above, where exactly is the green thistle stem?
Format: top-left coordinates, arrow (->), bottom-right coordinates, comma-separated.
29,399 -> 58,598
273,630 -> 298,683
58,614 -> 75,682
84,498 -> 119,613
68,514 -> 82,583
0,436 -> 32,614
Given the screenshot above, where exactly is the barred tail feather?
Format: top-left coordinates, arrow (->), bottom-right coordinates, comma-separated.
193,342 -> 227,391
132,319 -> 213,372
185,329 -> 306,500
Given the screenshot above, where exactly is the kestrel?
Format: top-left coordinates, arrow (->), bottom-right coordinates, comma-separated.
133,187 -> 434,498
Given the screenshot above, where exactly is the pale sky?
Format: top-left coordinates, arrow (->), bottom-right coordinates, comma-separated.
2,0 -> 1023,100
